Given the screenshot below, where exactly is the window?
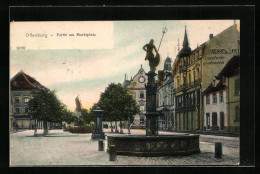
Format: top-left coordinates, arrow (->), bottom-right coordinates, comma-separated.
193,71 -> 196,82
25,107 -> 29,113
197,90 -> 200,105
191,93 -> 193,106
213,93 -> 217,104
140,106 -> 145,111
197,68 -> 200,79
140,117 -> 145,124
206,113 -> 210,129
15,96 -> 21,103
189,73 -> 191,86
171,87 -> 174,106
206,95 -> 210,105
140,91 -> 144,99
15,108 -> 20,114
235,78 -> 240,95
219,92 -> 224,103
24,96 -> 30,103
235,106 -> 240,121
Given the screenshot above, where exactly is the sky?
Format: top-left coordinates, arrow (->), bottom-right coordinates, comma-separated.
10,20 -> 238,111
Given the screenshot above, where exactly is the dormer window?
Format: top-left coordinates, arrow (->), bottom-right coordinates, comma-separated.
13,81 -> 18,87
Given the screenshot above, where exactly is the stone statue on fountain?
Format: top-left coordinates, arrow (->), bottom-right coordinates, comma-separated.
143,39 -> 161,136
143,39 -> 161,72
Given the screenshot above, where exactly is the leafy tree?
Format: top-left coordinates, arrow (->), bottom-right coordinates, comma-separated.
61,106 -> 75,128
81,108 -> 95,125
98,83 -> 140,133
28,89 -> 66,135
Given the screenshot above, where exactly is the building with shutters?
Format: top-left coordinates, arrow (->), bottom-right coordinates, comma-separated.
10,70 -> 47,129
203,55 -> 239,133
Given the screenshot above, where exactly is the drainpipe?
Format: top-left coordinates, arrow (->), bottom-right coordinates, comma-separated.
227,77 -> 230,132
200,56 -> 203,132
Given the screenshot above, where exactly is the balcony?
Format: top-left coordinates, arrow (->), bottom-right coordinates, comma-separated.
194,78 -> 201,86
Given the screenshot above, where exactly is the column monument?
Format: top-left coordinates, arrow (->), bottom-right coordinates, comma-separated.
143,39 -> 161,136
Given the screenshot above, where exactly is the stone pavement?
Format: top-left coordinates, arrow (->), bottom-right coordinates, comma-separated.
10,129 -> 239,166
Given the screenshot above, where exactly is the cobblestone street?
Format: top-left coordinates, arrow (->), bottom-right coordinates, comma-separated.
10,129 -> 239,166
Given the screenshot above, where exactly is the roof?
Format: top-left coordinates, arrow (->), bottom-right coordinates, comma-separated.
10,70 -> 47,91
172,24 -> 240,75
177,26 -> 191,57
203,55 -> 240,95
165,57 -> 172,62
123,64 -> 146,88
217,56 -> 240,78
203,80 -> 226,95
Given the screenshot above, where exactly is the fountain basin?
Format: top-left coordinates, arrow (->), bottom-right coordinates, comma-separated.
107,134 -> 200,156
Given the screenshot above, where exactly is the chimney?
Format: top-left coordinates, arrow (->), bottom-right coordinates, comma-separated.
209,34 -> 213,39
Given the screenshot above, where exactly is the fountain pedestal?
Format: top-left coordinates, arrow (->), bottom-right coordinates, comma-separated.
91,107 -> 105,140
107,39 -> 200,157
145,71 -> 158,136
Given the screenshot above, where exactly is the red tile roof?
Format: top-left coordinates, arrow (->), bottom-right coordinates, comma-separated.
10,71 -> 47,91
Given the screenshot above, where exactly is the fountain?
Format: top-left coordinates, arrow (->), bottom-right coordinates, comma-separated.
107,33 -> 200,156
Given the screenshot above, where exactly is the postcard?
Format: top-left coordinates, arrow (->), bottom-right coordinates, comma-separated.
10,20 -> 241,166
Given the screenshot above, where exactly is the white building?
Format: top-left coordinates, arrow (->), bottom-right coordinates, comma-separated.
156,57 -> 175,131
10,70 -> 47,129
123,65 -> 148,128
203,77 -> 227,131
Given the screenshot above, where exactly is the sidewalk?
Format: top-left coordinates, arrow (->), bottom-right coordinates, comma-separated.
10,129 -> 239,166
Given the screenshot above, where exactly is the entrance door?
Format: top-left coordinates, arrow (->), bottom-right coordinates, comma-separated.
183,112 -> 186,130
220,112 -> 224,130
186,113 -> 189,130
212,112 -> 217,126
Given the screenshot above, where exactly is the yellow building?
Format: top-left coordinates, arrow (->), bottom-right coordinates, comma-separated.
172,24 -> 240,132
172,26 -> 204,132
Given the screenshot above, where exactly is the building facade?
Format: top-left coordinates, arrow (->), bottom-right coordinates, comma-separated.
156,57 -> 175,131
203,77 -> 227,131
217,56 -> 240,133
10,71 -> 47,129
172,24 -> 240,132
123,65 -> 148,128
172,27 -> 203,132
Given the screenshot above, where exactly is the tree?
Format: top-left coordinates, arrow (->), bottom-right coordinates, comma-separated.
61,106 -> 75,129
98,83 -> 140,133
28,89 -> 66,135
81,108 -> 95,125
